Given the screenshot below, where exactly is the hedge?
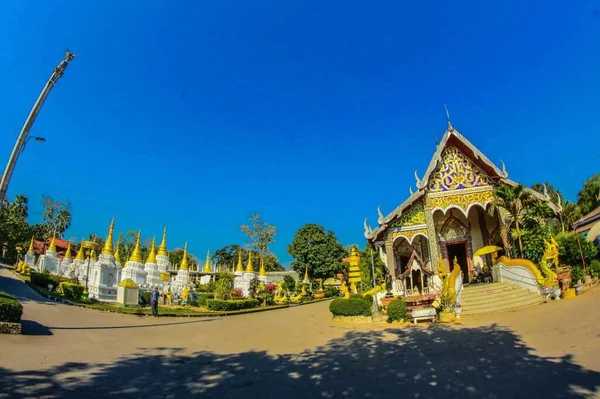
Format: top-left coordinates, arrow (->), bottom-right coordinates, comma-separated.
197,293 -> 214,306
206,298 -> 259,311
324,286 -> 339,298
329,298 -> 372,317
60,282 -> 85,300
0,296 -> 23,323
0,292 -> 16,300
386,299 -> 408,322
31,272 -> 61,290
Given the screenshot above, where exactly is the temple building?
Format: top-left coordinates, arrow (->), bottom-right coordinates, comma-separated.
364,111 -> 560,297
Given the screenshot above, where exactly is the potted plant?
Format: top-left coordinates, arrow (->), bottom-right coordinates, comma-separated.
454,301 -> 462,318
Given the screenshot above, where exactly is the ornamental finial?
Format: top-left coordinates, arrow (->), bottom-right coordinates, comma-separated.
128,230 -> 143,263
409,186 -> 414,195
146,237 -> 157,264
415,169 -> 425,189
75,241 -> 85,261
157,225 -> 168,256
114,242 -> 122,264
500,159 -> 508,178
377,205 -> 385,224
48,231 -> 57,252
203,250 -> 212,272
259,255 -> 267,277
101,218 -> 115,255
245,251 -> 254,273
180,242 -> 189,270
236,251 -> 244,272
444,104 -> 454,131
64,241 -> 72,260
28,236 -> 34,253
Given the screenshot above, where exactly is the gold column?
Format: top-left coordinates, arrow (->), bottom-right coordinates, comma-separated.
424,198 -> 440,273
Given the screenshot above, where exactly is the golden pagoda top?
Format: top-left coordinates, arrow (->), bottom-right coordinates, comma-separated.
64,242 -> 72,260
303,265 -> 309,281
259,255 -> 266,277
128,230 -> 143,263
180,242 -> 189,270
157,226 -> 168,256
75,242 -> 85,261
48,231 -> 57,252
27,236 -> 34,253
236,251 -> 244,272
101,218 -> 115,255
146,237 -> 157,264
114,242 -> 122,264
90,248 -> 98,261
203,250 -> 211,272
245,251 -> 254,273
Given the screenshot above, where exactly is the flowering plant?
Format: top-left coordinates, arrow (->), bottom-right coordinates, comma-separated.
264,284 -> 277,293
231,288 -> 244,298
454,302 -> 462,308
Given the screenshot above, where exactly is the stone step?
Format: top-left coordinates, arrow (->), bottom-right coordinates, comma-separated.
462,290 -> 536,307
462,295 -> 544,315
460,285 -> 523,301
462,282 -> 505,293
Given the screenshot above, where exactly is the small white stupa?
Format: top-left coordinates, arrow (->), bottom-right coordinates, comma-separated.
156,226 -> 172,274
171,242 -> 190,294
59,242 -> 74,278
120,230 -> 148,288
38,232 -> 61,275
24,237 -> 36,270
88,218 -> 121,301
234,251 -> 257,297
144,237 -> 164,287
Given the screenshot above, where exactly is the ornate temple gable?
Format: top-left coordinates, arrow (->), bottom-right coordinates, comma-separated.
390,202 -> 426,228
427,145 -> 492,193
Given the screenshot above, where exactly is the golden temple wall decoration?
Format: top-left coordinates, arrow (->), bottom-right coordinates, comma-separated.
389,228 -> 429,245
430,189 -> 494,217
391,202 -> 426,227
428,146 -> 492,192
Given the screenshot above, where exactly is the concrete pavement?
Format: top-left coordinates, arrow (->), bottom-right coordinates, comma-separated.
1,266 -> 599,398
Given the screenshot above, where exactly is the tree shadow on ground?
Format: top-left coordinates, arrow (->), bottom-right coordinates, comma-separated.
0,324 -> 598,398
21,320 -> 53,336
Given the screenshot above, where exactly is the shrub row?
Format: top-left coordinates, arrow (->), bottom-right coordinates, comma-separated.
0,295 -> 23,323
0,292 -> 15,300
329,298 -> 372,317
31,272 -> 61,290
60,282 -> 85,300
206,298 -> 259,311
197,293 -> 214,306
386,299 -> 408,322
323,286 -> 339,298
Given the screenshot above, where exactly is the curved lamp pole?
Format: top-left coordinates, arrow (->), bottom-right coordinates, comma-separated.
0,50 -> 75,213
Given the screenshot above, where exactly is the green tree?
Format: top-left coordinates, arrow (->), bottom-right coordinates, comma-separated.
0,195 -> 31,262
240,213 -> 277,260
169,248 -> 197,270
212,244 -> 284,272
576,173 -> 600,216
555,232 -> 598,268
287,223 -> 346,280
40,195 -> 72,238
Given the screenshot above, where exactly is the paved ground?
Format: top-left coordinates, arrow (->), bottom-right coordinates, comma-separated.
0,266 -> 599,398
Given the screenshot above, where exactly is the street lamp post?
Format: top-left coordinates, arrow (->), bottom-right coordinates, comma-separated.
0,50 -> 75,213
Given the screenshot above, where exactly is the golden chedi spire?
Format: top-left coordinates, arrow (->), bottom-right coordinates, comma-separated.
245,251 -> 254,273
203,250 -> 212,272
48,231 -> 57,252
90,248 -> 98,261
75,242 -> 85,261
303,264 -> 309,281
64,242 -> 72,260
128,230 -> 143,263
180,242 -> 189,270
259,255 -> 266,277
28,236 -> 34,253
146,237 -> 157,264
114,242 -> 122,264
157,226 -> 168,256
236,251 -> 244,272
101,218 -> 115,255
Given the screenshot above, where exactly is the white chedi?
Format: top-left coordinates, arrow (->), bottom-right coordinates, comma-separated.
38,233 -> 61,275
171,242 -> 191,295
59,242 -> 75,278
120,230 -> 148,288
24,237 -> 36,271
144,237 -> 164,287
88,219 -> 122,301
155,227 -> 172,277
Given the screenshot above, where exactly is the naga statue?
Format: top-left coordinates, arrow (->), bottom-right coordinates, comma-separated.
539,238 -> 559,286
339,280 -> 350,299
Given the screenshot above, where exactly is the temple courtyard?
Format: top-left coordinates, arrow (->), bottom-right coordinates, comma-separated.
0,266 -> 599,398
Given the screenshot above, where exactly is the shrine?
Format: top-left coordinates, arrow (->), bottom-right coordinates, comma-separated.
364,111 -> 560,297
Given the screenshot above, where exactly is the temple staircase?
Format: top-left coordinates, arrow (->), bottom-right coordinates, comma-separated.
460,282 -> 544,316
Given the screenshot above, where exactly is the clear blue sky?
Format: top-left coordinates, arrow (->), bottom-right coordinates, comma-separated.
1,1 -> 599,267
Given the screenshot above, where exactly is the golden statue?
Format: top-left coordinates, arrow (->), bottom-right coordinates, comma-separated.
181,286 -> 190,302
539,238 -> 559,286
339,280 -> 350,299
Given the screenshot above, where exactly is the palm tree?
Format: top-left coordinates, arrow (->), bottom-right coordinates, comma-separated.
488,184 -> 534,258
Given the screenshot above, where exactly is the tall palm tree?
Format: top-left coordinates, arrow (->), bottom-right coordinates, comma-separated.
488,184 -> 534,258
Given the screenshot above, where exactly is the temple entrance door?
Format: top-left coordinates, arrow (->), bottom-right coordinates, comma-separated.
446,242 -> 469,283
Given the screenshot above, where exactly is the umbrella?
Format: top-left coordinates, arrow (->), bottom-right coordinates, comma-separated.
586,221 -> 600,243
473,245 -> 503,257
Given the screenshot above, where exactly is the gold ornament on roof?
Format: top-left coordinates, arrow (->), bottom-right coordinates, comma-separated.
203,250 -> 212,272
28,236 -> 34,253
245,251 -> 254,273
157,226 -> 168,256
429,146 -> 492,193
146,237 -> 157,264
101,218 -> 115,255
114,242 -> 122,264
75,242 -> 85,261
128,231 -> 143,263
259,256 -> 267,277
48,231 -> 57,252
430,189 -> 494,216
180,242 -> 189,270
236,251 -> 244,272
64,242 -> 72,260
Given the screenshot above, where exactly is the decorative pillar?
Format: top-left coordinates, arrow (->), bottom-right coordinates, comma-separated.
384,234 -> 395,277
424,198 -> 440,273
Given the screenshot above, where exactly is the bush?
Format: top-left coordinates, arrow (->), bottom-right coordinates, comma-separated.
59,282 -> 85,300
363,294 -> 373,304
570,266 -> 584,286
214,273 -> 234,300
329,298 -> 372,317
206,298 -> 260,311
197,282 -> 215,293
590,260 -> 600,278
324,286 -> 339,298
555,233 -> 598,267
197,293 -> 214,306
0,296 -> 23,323
387,299 -> 408,322
31,271 -> 60,290
282,275 -> 296,293
0,292 -> 15,300
139,291 -> 152,305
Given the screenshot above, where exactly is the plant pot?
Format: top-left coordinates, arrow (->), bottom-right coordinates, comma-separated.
439,311 -> 456,323
380,297 -> 395,310
575,285 -> 583,295
561,288 -> 576,299
454,308 -> 462,318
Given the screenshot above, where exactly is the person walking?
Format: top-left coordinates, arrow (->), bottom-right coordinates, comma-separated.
150,285 -> 160,317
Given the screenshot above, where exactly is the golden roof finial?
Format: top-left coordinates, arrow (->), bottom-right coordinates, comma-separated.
259,255 -> 266,277
114,242 -> 122,264
64,242 -> 72,260
75,242 -> 85,261
236,251 -> 244,272
146,237 -> 157,264
157,225 -> 168,256
180,242 -> 189,270
101,218 -> 115,255
128,230 -> 143,263
245,251 -> 254,273
48,231 -> 57,252
28,236 -> 34,253
444,104 -> 454,131
203,250 -> 212,272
